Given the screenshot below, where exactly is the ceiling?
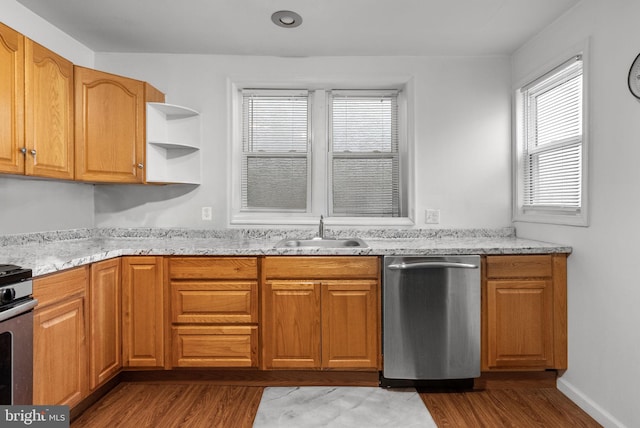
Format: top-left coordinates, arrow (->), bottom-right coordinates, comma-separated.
17,0 -> 581,57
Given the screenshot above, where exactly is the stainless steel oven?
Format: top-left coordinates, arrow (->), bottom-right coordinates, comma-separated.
0,265 -> 36,405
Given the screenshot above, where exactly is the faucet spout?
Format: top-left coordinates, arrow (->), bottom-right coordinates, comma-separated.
318,215 -> 324,239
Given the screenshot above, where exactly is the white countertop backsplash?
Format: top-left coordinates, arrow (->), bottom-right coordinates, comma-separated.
0,227 -> 571,277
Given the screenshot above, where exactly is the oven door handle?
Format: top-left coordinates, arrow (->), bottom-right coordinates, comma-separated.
0,299 -> 38,323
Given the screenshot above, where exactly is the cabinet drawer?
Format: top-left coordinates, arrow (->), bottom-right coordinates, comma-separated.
486,255 -> 553,279
264,256 -> 379,279
172,325 -> 258,368
171,281 -> 258,324
169,257 -> 258,279
33,266 -> 88,308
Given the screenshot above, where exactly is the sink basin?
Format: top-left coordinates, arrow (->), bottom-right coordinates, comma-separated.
274,238 -> 368,248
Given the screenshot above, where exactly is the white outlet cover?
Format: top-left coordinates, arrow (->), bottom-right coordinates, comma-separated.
202,206 -> 212,220
425,209 -> 440,224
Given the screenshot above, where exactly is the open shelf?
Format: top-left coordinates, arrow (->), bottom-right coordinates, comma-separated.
146,102 -> 201,184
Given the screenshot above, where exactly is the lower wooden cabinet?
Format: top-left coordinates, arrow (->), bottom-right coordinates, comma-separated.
172,325 -> 258,367
89,258 -> 121,389
482,254 -> 567,371
121,256 -> 165,368
168,257 -> 259,368
33,266 -> 88,406
262,280 -> 321,369
31,252 -> 569,411
322,280 -> 378,369
262,256 -> 380,371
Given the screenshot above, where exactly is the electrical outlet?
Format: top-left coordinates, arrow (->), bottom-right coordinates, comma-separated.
425,209 -> 440,224
201,206 -> 212,221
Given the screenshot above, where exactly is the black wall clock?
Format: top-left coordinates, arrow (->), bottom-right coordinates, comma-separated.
629,52 -> 640,99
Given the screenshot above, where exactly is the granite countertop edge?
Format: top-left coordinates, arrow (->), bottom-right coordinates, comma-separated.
0,227 -> 572,277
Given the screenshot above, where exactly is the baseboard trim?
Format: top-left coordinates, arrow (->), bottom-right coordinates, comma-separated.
120,369 -> 380,386
557,377 -> 626,428
70,373 -> 122,422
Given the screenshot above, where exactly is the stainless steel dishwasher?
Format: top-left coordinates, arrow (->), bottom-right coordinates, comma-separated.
380,255 -> 480,388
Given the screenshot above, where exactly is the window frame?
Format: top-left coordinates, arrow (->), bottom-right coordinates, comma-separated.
327,89 -> 401,218
240,89 -> 312,214
512,43 -> 589,227
229,81 -> 413,227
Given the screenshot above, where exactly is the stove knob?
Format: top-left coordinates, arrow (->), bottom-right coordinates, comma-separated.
1,288 -> 15,304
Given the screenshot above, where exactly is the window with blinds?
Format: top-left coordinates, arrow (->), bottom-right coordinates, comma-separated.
329,91 -> 400,217
237,87 -> 406,222
241,90 -> 310,211
521,56 -> 583,213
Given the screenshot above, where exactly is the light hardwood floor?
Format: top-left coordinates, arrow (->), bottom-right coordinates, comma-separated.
72,380 -> 601,428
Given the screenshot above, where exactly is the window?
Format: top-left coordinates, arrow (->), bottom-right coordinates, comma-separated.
241,90 -> 310,212
329,91 -> 400,217
514,53 -> 588,226
232,87 -> 408,225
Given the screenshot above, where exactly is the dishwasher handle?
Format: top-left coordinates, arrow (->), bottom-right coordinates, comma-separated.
387,261 -> 478,270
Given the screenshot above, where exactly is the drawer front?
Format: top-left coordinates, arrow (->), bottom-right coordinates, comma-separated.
171,281 -> 258,324
169,257 -> 258,280
172,325 -> 258,368
264,256 -> 379,279
33,266 -> 88,308
486,255 -> 553,279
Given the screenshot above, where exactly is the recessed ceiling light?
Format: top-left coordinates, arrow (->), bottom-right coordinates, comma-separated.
271,10 -> 302,28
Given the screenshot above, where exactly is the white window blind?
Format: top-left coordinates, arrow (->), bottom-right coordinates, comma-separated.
329,91 -> 401,217
241,90 -> 310,211
521,56 -> 583,211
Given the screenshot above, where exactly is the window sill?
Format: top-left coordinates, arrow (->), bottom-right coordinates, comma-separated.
513,209 -> 588,227
229,213 -> 415,228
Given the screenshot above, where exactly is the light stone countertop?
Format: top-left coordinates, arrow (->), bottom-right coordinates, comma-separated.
0,228 -> 572,277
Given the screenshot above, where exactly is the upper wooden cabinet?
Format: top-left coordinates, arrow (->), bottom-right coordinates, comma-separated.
1,23 -> 193,184
0,23 -> 25,174
74,66 -> 164,183
25,39 -> 74,179
0,24 -> 75,179
482,254 -> 568,371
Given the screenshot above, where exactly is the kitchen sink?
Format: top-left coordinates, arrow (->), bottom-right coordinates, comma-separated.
274,238 -> 368,248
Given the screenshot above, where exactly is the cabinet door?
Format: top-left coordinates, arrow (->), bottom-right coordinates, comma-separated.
33,297 -> 87,406
122,257 -> 165,367
321,280 -> 379,370
262,280 -> 321,369
24,39 -> 74,179
89,258 -> 121,390
74,66 -> 145,183
0,23 -> 25,174
486,279 -> 554,369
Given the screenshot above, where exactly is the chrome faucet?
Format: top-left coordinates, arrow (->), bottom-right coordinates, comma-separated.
318,215 -> 324,239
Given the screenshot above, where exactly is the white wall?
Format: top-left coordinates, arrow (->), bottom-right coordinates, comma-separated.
0,1 -> 95,235
513,1 -> 640,426
93,54 -> 512,229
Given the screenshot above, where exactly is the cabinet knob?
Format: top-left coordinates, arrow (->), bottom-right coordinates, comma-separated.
19,147 -> 26,155
30,149 -> 37,156
137,163 -> 144,169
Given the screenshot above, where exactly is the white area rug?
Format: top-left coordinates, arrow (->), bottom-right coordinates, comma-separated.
253,386 -> 437,427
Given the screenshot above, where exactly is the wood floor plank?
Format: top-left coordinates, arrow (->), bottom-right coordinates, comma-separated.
71,383 -> 263,428
419,388 -> 602,428
72,381 -> 600,428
